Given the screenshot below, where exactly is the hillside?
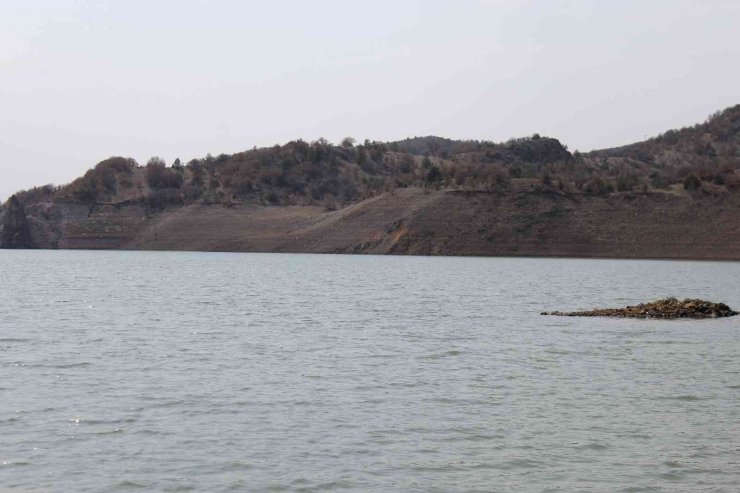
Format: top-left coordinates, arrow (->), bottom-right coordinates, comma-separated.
2,104 -> 739,258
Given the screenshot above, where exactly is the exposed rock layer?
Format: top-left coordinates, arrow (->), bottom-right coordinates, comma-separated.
6,186 -> 740,260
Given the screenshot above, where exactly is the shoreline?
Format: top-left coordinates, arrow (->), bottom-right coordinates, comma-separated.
3,246 -> 740,263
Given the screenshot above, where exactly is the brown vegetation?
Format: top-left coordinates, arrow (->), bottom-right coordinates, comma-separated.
7,104 -> 740,212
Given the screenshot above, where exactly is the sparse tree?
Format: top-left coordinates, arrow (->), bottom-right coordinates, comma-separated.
683,174 -> 701,192
356,145 -> 368,168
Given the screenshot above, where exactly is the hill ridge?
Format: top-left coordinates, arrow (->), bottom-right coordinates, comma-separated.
2,104 -> 739,257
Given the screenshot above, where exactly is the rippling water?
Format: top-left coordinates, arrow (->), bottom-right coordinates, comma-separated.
1,250 -> 739,492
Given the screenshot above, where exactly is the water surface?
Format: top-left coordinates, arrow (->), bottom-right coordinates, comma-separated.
1,251 -> 739,492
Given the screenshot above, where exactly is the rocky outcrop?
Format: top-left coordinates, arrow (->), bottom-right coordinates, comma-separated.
0,195 -> 36,249
542,297 -> 738,319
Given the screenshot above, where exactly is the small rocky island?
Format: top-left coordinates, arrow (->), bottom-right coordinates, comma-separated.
542,297 -> 738,319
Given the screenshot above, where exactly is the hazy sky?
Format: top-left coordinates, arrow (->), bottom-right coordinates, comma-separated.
2,0 -> 739,200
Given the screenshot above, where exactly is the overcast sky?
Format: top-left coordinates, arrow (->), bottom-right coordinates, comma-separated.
1,0 -> 739,201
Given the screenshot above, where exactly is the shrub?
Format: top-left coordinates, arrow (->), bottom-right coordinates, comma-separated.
682,174 -> 701,191
146,188 -> 183,210
426,165 -> 442,186
146,157 -> 183,190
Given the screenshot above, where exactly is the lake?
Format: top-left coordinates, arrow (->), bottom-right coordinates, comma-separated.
1,250 -> 739,492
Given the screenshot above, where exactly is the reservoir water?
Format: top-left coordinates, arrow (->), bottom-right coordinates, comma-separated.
1,250 -> 739,492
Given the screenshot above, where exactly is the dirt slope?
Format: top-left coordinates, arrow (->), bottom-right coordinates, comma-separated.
390,188 -> 740,259
7,186 -> 740,260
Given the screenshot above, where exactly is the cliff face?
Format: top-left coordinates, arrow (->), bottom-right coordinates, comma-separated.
0,196 -> 36,249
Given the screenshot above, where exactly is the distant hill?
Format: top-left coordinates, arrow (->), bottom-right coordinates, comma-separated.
2,104 -> 739,258
584,104 -> 740,191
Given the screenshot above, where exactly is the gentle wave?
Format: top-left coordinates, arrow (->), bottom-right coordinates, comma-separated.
1,250 -> 739,492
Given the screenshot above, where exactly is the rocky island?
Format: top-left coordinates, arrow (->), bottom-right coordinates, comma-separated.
542,297 -> 739,319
